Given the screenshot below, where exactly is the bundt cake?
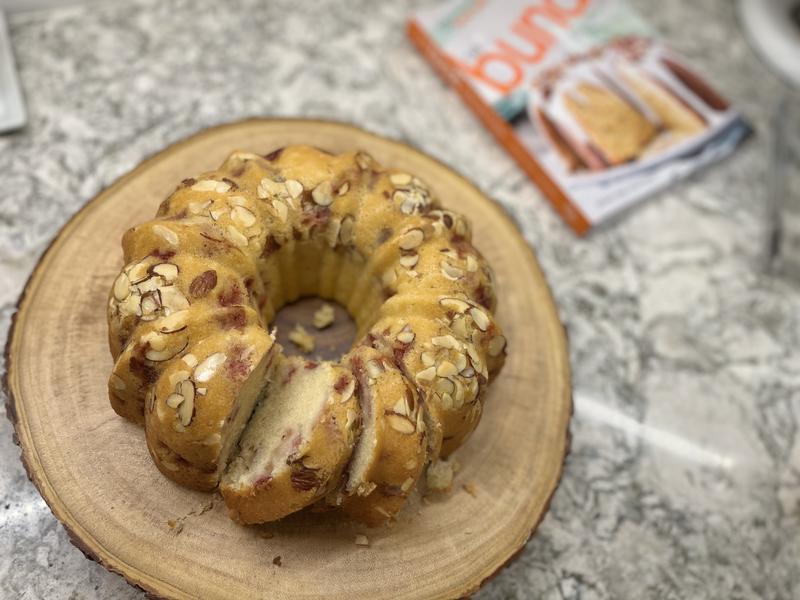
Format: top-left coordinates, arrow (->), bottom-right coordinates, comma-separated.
107,145 -> 507,526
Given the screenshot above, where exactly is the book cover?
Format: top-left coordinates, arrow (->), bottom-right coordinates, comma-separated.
408,0 -> 751,234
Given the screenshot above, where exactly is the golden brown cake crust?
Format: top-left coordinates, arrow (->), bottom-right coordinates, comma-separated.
107,145 -> 506,523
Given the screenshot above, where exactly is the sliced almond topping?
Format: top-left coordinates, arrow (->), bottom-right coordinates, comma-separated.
432,335 -> 460,350
136,276 -> 162,294
488,335 -> 506,357
191,179 -> 219,192
399,253 -> 419,269
396,329 -> 415,344
194,352 -> 226,382
272,199 -> 289,222
224,225 -> 249,247
453,379 -> 466,405
231,205 -> 256,228
338,181 -> 350,196
178,379 -> 195,402
182,354 -> 198,368
440,392 -> 454,411
153,224 -> 178,246
453,352 -> 468,373
311,181 -> 334,206
159,286 -> 190,313
354,534 -> 370,546
158,310 -> 188,333
209,208 -> 227,221
392,397 -> 408,416
340,378 -> 356,403
196,387 -> 207,396
398,228 -> 424,250
145,340 -> 187,362
439,297 -> 470,313
467,376 -> 479,398
469,307 -> 490,331
168,370 -> 191,387
366,360 -> 384,379
420,352 -> 435,367
390,172 -> 412,186
355,152 -> 372,170
325,218 -> 341,248
401,477 -> 415,492
127,261 -> 150,284
177,382 -> 195,426
465,344 -> 487,378
415,366 -> 436,383
434,377 -> 455,395
332,218 -> 352,247
113,272 -> 131,301
166,393 -> 184,409
387,414 -> 415,434
188,199 -> 213,214
399,196 -> 417,215
142,330 -> 167,351
228,195 -> 247,207
152,263 -> 179,283
466,255 -> 478,272
119,293 -> 142,316
405,458 -> 417,470
140,294 -> 160,317
258,177 -> 287,199
451,316 -> 469,339
285,179 -> 304,199
441,261 -> 464,281
436,361 -> 458,378
110,373 -> 126,391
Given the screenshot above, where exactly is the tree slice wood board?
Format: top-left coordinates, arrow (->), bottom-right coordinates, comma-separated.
4,119 -> 572,600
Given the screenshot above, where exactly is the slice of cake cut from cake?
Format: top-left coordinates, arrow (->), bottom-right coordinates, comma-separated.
145,325 -> 280,491
327,347 -> 427,526
221,356 -> 359,524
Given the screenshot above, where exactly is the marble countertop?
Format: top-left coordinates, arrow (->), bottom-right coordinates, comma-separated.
1,0 -> 797,598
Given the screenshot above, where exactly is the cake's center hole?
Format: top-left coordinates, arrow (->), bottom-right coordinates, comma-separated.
270,298 -> 356,361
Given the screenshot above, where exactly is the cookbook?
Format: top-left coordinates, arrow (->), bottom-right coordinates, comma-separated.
408,0 -> 750,234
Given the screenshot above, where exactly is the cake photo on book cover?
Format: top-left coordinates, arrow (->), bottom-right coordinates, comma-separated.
529,36 -> 731,176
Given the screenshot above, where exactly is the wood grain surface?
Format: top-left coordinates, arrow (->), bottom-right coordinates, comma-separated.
4,119 -> 572,600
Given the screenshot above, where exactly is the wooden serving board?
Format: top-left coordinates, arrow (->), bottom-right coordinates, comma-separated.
4,119 -> 571,600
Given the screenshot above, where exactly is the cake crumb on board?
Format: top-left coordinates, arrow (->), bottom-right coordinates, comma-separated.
289,324 -> 315,353
426,459 -> 455,493
462,482 -> 478,498
312,303 -> 336,329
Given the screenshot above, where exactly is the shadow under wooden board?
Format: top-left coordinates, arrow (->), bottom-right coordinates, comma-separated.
4,119 -> 572,600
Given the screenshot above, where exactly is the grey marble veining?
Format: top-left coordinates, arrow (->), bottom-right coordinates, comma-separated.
0,0 -> 798,598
